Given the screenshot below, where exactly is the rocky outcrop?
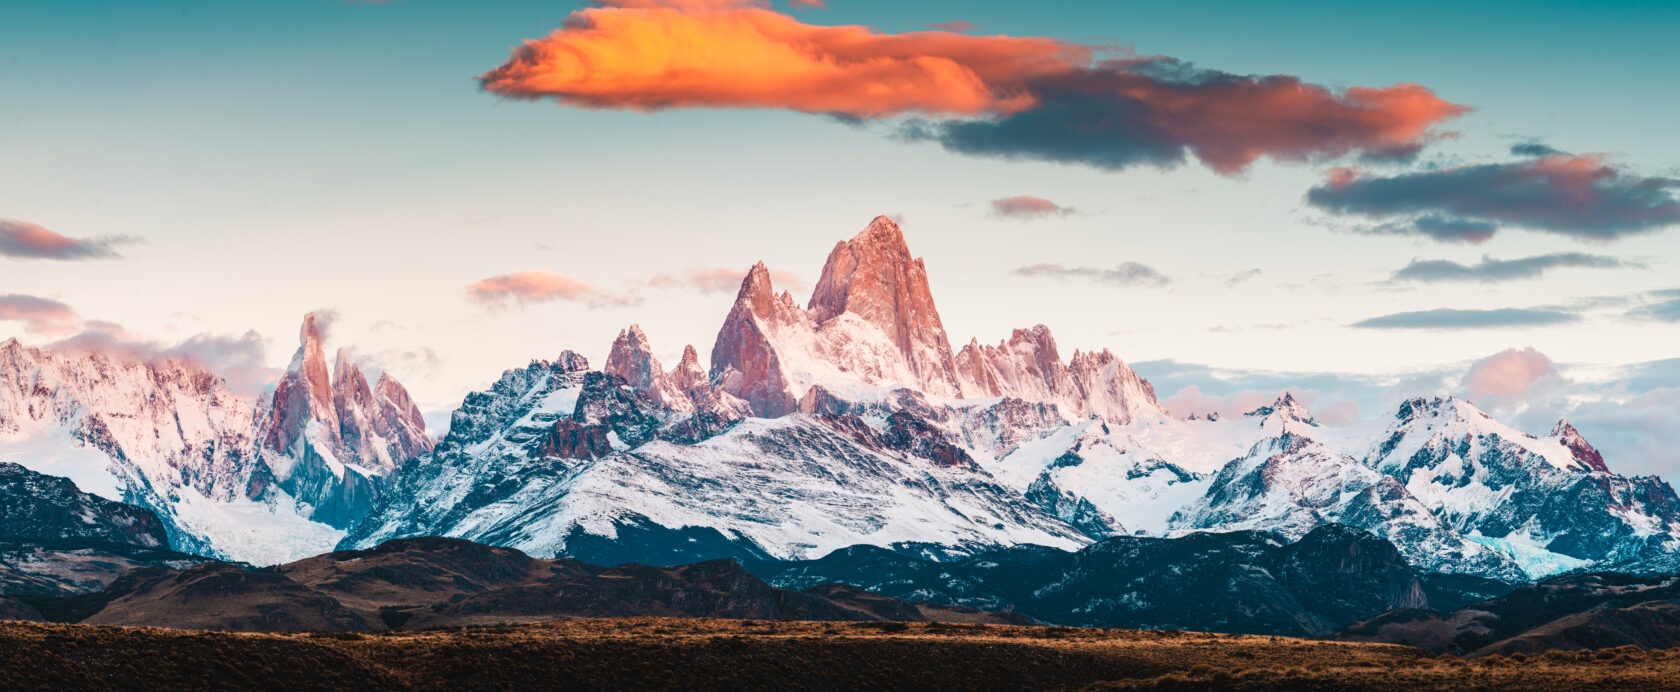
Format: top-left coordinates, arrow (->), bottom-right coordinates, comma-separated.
0,463 -> 167,549
604,325 -> 691,412
1277,523 -> 1428,627
955,325 -> 1164,425
711,263 -> 804,417
334,352 -> 431,472
260,314 -> 338,459
254,314 -> 432,529
1341,572 -> 1680,656
1550,419 -> 1609,473
806,216 -> 963,397
606,325 -> 747,437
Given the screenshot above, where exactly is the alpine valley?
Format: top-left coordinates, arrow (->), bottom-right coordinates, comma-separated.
3,215 -> 1678,594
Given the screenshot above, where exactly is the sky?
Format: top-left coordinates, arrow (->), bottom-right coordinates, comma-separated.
2,0 -> 1678,474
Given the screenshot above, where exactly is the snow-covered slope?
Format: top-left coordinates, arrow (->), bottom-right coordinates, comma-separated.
345,352 -> 1087,564
0,314 -> 430,565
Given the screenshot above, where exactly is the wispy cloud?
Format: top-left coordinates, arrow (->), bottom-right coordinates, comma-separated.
1351,307 -> 1578,329
649,266 -> 807,294
990,196 -> 1077,220
1012,262 -> 1170,288
1223,268 -> 1262,288
0,218 -> 139,261
1387,253 -> 1638,283
466,270 -> 636,309
926,20 -> 975,32
1626,288 -> 1680,323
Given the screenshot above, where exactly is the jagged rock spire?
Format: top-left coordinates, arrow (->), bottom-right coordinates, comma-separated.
807,215 -> 962,397
954,324 -> 1163,425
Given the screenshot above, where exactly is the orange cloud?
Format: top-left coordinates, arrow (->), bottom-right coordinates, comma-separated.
466,271 -> 635,308
479,1 -> 1468,173
479,1 -> 1078,118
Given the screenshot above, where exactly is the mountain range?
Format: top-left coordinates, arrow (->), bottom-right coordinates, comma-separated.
2,215 -> 1678,586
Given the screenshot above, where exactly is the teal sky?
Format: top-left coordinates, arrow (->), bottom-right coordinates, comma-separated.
2,0 -> 1677,473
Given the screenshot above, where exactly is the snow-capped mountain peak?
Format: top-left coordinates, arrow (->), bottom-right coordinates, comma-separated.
1243,392 -> 1316,426
1549,419 -> 1610,473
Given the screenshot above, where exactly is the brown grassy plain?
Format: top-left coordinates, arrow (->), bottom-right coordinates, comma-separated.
2,617 -> 1675,691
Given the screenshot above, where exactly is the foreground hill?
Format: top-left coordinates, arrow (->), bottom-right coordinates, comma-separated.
1342,572 -> 1680,655
0,462 -> 213,619
1,617 -> 1674,691
754,524 -> 1456,637
51,537 -> 1023,632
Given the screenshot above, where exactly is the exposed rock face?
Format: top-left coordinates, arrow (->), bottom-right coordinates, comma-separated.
261,314 -> 338,459
806,216 -> 963,397
606,325 -> 747,435
1277,524 -> 1428,627
0,463 -> 215,600
711,263 -> 804,417
707,216 -> 1163,424
1550,419 -> 1609,473
0,463 -> 167,549
604,325 -> 691,413
954,325 -> 1165,425
1367,397 -> 1680,568
254,314 -> 432,529
335,353 -> 431,472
